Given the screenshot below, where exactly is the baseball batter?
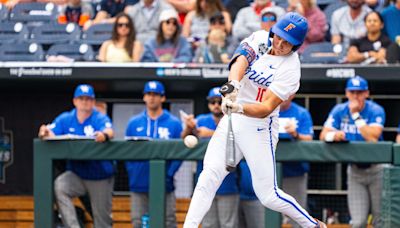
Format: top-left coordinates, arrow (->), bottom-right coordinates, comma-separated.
183,12 -> 326,228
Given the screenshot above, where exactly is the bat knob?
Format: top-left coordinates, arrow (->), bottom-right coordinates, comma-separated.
225,165 -> 236,172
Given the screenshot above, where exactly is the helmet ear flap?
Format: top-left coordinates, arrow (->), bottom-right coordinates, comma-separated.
268,32 -> 274,47
292,45 -> 301,51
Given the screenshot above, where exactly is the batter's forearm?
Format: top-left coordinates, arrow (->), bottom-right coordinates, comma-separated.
243,103 -> 274,118
242,89 -> 283,118
228,55 -> 248,82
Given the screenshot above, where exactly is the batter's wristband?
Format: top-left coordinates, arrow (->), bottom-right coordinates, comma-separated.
220,80 -> 240,96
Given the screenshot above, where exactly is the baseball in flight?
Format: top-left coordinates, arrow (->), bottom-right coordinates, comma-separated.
184,135 -> 198,148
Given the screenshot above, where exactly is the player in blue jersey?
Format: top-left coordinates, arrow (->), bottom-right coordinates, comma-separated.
125,81 -> 182,228
38,84 -> 114,228
279,95 -> 313,228
182,87 -> 239,228
320,75 -> 386,228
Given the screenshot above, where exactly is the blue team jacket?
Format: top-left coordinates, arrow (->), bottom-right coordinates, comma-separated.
125,110 -> 182,193
51,108 -> 115,180
279,102 -> 314,177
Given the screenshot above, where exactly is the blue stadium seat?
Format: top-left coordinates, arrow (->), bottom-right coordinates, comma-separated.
9,2 -> 57,23
0,4 -> 9,21
47,43 -> 95,61
81,23 -> 113,45
0,42 -> 44,61
30,23 -> 81,45
0,22 -> 29,43
301,42 -> 345,64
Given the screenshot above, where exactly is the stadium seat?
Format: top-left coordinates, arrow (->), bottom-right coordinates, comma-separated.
0,4 -> 9,21
47,43 -> 95,61
30,23 -> 81,45
301,42 -> 345,64
81,23 -> 113,46
0,22 -> 29,44
9,2 -> 57,23
0,42 -> 44,61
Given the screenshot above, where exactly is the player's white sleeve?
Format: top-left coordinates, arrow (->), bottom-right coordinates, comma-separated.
229,30 -> 270,68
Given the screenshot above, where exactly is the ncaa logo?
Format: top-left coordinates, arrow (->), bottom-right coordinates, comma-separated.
284,23 -> 296,32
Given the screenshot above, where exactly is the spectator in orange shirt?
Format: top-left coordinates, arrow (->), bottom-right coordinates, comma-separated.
58,0 -> 93,26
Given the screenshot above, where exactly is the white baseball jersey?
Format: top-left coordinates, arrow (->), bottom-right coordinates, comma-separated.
184,30 -> 320,228
236,30 -> 301,118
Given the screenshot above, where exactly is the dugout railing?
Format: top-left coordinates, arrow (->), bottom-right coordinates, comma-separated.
33,139 -> 399,228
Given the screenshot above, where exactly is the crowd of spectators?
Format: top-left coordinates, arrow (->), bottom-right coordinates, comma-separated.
0,0 -> 400,63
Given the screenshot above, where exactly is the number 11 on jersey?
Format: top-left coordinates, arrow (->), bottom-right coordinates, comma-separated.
256,87 -> 266,102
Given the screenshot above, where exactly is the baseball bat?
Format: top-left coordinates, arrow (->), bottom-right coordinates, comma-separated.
225,108 -> 236,172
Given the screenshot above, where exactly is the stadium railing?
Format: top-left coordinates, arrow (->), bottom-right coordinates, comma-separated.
33,139 -> 396,228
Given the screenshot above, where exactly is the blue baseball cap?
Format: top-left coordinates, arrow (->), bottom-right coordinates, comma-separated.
143,81 -> 165,95
346,76 -> 369,91
74,84 -> 95,98
207,87 -> 222,100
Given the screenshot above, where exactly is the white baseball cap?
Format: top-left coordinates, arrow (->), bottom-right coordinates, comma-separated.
159,9 -> 178,23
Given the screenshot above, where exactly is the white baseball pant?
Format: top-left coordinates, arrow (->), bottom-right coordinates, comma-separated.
183,114 -> 318,228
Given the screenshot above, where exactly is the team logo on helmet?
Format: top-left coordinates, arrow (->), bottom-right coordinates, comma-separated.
284,23 -> 296,32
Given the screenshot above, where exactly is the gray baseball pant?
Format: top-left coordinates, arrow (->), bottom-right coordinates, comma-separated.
347,164 -> 384,228
130,191 -> 177,228
202,194 -> 239,228
238,199 -> 265,228
54,171 -> 114,228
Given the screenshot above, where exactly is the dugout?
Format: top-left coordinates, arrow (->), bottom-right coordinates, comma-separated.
1,62 -> 400,225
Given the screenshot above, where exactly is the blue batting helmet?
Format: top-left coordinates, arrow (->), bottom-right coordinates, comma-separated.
270,12 -> 308,51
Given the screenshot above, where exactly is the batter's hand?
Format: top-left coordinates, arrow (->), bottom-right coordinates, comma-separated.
220,80 -> 240,102
222,98 -> 243,114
